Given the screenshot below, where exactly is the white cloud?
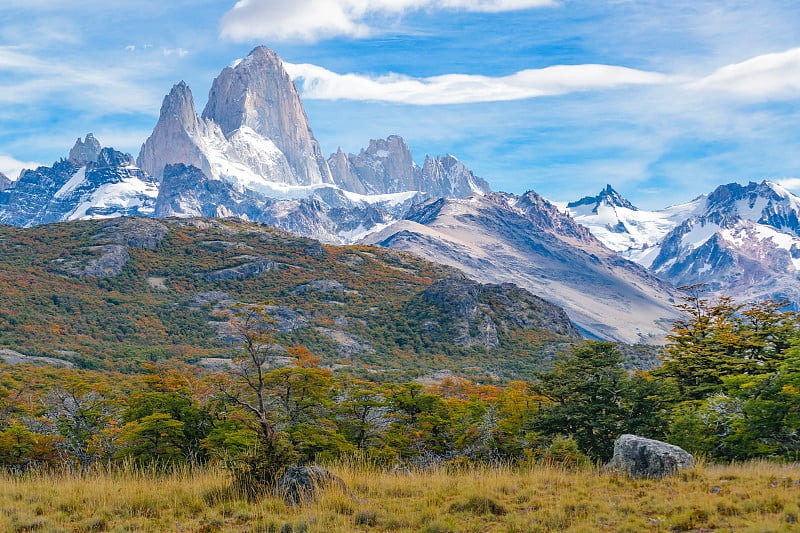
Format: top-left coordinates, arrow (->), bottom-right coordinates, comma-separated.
220,0 -> 556,42
687,47 -> 800,99
162,48 -> 188,57
0,155 -> 43,180
284,61 -> 678,105
777,178 -> 800,191
0,46 -> 161,114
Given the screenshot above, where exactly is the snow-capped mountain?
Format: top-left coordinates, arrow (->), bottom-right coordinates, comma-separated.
153,163 -> 400,244
565,184 -> 705,257
0,46 -> 494,244
0,136 -> 158,227
646,181 -> 800,302
138,46 -> 488,203
568,181 -> 800,304
138,47 -> 330,189
0,172 -> 10,191
362,191 -> 681,344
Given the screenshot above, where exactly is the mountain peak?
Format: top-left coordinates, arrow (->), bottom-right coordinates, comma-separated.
159,82 -> 199,132
95,147 -> 135,168
0,171 -> 10,190
68,133 -> 101,166
568,184 -> 637,212
242,45 -> 283,67
201,45 -> 332,186
599,184 -> 637,210
137,81 -> 207,179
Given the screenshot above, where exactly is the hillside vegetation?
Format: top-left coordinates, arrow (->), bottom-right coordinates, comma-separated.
0,216 -> 579,379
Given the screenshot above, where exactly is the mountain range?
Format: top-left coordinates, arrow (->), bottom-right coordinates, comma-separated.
568,182 -> 800,305
1,45 -> 798,346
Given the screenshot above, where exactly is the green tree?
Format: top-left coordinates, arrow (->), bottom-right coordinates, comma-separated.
217,303 -> 296,493
658,285 -> 799,399
531,342 -> 628,461
46,381 -> 118,470
116,413 -> 186,464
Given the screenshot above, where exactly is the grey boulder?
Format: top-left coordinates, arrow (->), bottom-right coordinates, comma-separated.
606,434 -> 694,479
276,465 -> 352,505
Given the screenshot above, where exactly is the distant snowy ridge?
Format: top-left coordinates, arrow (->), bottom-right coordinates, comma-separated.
565,181 -> 800,304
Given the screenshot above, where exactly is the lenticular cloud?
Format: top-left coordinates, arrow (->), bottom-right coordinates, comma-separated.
283,61 -> 675,105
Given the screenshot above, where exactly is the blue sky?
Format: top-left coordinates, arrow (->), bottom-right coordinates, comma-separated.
2,0 -> 800,208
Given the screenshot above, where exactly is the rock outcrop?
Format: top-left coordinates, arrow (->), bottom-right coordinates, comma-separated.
68,133 -> 101,166
202,256 -> 278,280
0,171 -> 10,191
292,279 -> 346,295
95,217 -> 169,249
276,465 -> 352,505
606,434 -> 695,479
420,278 -> 580,348
0,348 -> 75,368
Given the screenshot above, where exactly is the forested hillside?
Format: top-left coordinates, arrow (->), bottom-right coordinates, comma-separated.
0,216 -> 579,379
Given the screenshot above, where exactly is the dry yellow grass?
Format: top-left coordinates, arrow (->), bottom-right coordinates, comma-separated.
0,460 -> 798,532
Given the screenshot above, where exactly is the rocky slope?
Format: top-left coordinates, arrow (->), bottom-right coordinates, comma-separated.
0,172 -> 11,191
362,192 -> 681,344
0,216 -> 581,378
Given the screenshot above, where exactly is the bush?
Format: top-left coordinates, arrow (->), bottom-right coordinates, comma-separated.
230,438 -> 297,499
538,436 -> 591,468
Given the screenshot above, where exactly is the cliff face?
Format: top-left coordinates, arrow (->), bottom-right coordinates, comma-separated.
201,46 -> 332,186
137,82 -> 212,180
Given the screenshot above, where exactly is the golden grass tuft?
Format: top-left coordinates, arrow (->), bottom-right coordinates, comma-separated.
0,460 -> 797,531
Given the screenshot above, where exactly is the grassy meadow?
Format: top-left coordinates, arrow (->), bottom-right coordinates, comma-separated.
0,461 -> 799,532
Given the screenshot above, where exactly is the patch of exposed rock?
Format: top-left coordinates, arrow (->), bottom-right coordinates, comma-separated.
419,278 -> 580,348
81,245 -> 130,277
0,348 -> 75,368
95,217 -> 169,249
55,245 -> 130,278
198,240 -> 254,252
202,256 -> 278,280
316,327 -> 374,355
189,291 -> 238,308
292,279 -> 345,296
606,434 -> 695,479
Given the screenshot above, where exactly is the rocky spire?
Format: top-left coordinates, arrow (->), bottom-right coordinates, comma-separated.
137,81 -> 209,180
568,184 -> 637,213
420,153 -> 491,198
0,171 -> 10,191
201,46 -> 332,186
68,134 -> 101,166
